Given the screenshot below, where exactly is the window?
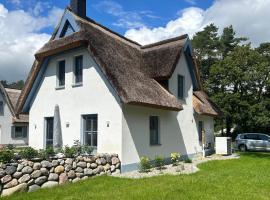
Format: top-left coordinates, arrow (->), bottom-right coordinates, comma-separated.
150,116 -> 160,145
258,134 -> 269,141
74,55 -> 83,84
0,101 -> 3,116
198,121 -> 204,142
244,134 -> 258,140
11,126 -> 27,139
57,60 -> 65,87
178,75 -> 185,99
83,115 -> 98,147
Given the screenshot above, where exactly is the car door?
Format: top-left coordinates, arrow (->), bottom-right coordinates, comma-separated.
257,134 -> 268,151
245,134 -> 262,151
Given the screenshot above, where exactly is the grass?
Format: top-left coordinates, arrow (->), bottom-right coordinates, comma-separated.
4,152 -> 270,200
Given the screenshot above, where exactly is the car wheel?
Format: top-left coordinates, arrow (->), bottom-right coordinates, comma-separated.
239,144 -> 247,152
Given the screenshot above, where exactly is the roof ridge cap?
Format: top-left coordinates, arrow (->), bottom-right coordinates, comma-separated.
140,34 -> 188,50
70,11 -> 142,48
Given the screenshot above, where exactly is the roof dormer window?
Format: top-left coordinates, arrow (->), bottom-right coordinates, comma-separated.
59,21 -> 75,38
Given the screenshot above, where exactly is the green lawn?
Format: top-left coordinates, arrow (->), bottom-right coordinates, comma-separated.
4,153 -> 270,200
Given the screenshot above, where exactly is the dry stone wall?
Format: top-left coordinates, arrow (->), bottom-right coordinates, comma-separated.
0,154 -> 120,197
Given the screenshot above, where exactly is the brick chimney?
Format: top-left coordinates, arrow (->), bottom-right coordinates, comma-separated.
70,0 -> 86,18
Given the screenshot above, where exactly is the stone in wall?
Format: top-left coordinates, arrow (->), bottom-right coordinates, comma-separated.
0,154 -> 120,197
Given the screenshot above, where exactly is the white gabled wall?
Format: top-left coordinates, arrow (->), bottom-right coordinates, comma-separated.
29,48 -> 123,157
122,52 -> 201,167
195,114 -> 215,147
0,93 -> 28,145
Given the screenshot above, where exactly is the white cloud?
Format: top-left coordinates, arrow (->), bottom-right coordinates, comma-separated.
185,0 -> 197,5
125,7 -> 204,45
0,3 -> 63,82
125,0 -> 270,46
93,0 -> 159,29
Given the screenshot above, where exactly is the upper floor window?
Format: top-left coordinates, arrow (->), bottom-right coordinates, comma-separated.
178,75 -> 185,100
57,60 -> 65,87
0,101 -> 3,116
150,116 -> 160,145
74,55 -> 83,85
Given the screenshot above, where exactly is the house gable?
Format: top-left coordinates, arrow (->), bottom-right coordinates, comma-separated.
54,9 -> 80,40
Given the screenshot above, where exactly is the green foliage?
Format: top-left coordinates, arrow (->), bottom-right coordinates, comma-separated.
62,145 -> 77,158
73,140 -> 94,155
20,147 -> 38,160
6,144 -> 14,150
192,24 -> 270,135
0,149 -> 14,163
171,152 -> 181,166
154,156 -> 165,170
38,146 -> 55,159
139,156 -> 151,173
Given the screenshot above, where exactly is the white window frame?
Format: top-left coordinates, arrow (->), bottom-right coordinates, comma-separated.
177,74 -> 185,100
73,55 -> 83,87
150,116 -> 161,146
56,59 -> 66,89
11,126 -> 28,139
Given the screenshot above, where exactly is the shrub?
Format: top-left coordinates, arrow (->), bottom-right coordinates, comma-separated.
62,145 -> 77,158
171,152 -> 181,166
0,149 -> 14,163
154,155 -> 165,170
6,144 -> 14,150
38,146 -> 55,159
72,140 -> 94,155
81,145 -> 94,155
20,147 -> 38,160
139,156 -> 151,173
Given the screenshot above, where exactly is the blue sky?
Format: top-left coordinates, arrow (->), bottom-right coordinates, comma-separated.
1,0 -> 270,81
1,0 -> 213,35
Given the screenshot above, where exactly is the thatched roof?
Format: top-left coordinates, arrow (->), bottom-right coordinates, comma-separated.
193,91 -> 222,117
0,82 -> 28,123
16,8 -> 219,116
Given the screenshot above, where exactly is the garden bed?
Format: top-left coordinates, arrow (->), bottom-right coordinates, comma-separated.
114,154 -> 239,179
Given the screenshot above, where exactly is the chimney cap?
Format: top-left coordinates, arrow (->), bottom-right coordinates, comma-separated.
70,0 -> 86,18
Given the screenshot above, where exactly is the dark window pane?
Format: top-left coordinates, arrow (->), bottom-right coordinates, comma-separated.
84,115 -> 98,147
0,101 -> 3,115
46,118 -> 54,147
150,116 -> 159,145
198,121 -> 203,141
258,134 -> 268,141
75,56 -> 83,83
58,60 -> 65,86
178,75 -> 184,99
15,127 -> 23,138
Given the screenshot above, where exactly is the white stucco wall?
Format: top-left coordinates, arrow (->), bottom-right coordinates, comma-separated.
195,114 -> 215,148
0,93 -> 28,145
29,48 -> 123,157
121,52 -> 202,167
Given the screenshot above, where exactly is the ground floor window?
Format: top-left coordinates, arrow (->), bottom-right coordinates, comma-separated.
150,116 -> 160,145
83,114 -> 98,147
198,121 -> 204,142
45,117 -> 54,147
11,126 -> 27,139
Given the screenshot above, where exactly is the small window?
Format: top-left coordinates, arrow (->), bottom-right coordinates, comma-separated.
178,75 -> 185,99
198,121 -> 204,142
57,60 -> 65,87
11,126 -> 27,139
74,55 -> 83,84
150,116 -> 160,145
0,101 -> 3,116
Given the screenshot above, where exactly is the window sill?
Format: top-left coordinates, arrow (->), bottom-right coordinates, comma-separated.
72,83 -> 83,88
150,144 -> 162,146
55,86 -> 65,90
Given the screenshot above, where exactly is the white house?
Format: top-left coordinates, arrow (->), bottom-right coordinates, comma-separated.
0,82 -> 28,146
17,0 -> 221,172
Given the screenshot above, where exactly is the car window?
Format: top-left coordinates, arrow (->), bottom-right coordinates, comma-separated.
244,134 -> 258,140
258,135 -> 269,141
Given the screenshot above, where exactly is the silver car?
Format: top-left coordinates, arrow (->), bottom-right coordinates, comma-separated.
236,133 -> 270,152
